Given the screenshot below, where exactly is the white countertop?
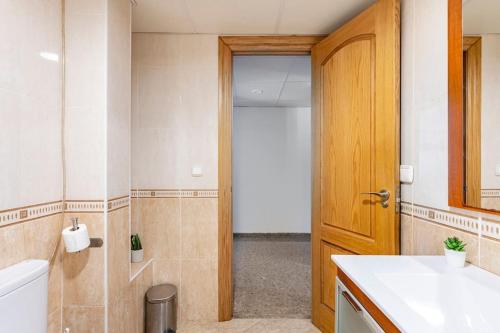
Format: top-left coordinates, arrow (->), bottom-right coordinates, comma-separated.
332,255 -> 500,333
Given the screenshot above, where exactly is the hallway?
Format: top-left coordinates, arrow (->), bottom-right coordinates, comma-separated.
233,234 -> 311,318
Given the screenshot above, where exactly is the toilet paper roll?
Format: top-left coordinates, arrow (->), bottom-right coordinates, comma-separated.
62,224 -> 90,253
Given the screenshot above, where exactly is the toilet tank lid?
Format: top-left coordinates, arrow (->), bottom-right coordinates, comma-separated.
0,260 -> 49,297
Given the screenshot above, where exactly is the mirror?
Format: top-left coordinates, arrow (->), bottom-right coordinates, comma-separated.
460,0 -> 500,212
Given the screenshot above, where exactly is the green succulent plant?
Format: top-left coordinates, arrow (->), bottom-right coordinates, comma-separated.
131,234 -> 143,251
444,236 -> 466,252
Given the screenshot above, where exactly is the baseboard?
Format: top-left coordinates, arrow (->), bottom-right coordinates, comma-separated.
234,233 -> 311,241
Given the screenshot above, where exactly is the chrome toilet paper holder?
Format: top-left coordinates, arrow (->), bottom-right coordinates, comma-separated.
70,217 -> 80,231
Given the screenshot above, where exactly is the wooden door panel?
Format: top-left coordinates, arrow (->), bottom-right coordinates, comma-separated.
321,37 -> 375,239
321,225 -> 376,255
311,1 -> 400,332
320,242 -> 355,311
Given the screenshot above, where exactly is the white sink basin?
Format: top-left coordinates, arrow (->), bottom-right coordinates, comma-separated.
332,256 -> 500,333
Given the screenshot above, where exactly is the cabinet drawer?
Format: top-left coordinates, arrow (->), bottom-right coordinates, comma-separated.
335,278 -> 384,333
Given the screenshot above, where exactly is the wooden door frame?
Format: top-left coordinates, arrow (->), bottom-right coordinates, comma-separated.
448,0 -> 464,209
218,35 -> 324,321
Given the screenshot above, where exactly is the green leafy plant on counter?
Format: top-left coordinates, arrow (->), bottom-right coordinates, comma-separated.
131,234 -> 143,251
444,236 -> 466,252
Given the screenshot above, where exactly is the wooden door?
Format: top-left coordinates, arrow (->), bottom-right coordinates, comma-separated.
311,0 -> 400,331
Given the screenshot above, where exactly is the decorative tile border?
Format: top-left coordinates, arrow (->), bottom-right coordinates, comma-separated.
482,219 -> 500,241
482,189 -> 500,198
0,201 -> 63,227
131,189 -> 218,198
401,202 -> 480,234
65,200 -> 105,213
1,195 -> 132,226
400,202 -> 413,216
66,196 -> 131,213
108,196 -> 130,211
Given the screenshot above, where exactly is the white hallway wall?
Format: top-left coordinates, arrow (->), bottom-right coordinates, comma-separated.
233,107 -> 311,233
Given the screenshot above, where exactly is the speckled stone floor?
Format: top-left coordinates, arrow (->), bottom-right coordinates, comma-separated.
178,319 -> 320,333
232,234 -> 311,319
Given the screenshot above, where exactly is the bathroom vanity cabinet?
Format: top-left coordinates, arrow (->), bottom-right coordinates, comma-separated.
333,255 -> 500,333
335,269 -> 399,333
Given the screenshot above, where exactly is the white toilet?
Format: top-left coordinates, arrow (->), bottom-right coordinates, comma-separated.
0,260 -> 49,333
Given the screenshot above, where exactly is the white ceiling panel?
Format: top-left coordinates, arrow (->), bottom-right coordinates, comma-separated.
234,82 -> 283,107
233,55 -> 311,108
233,56 -> 294,83
278,0 -> 375,34
277,81 -> 311,107
132,0 -> 375,34
132,0 -> 195,33
185,0 -> 284,34
287,56 -> 311,82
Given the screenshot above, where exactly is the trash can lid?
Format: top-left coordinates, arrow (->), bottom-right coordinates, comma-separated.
146,284 -> 177,303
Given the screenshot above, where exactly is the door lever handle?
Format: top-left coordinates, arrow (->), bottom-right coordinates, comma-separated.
361,189 -> 390,208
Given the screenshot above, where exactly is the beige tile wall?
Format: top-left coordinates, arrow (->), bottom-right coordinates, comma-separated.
62,206 -> 154,333
482,197 -> 500,211
107,0 -> 132,198
64,0 -> 136,331
131,33 -> 220,324
63,2 -> 107,331
1,2 -> 64,330
62,212 -> 105,332
64,0 -> 107,201
63,305 -> 105,333
133,198 -> 218,323
108,206 -> 153,333
107,263 -> 153,333
0,214 -> 63,333
478,237 -> 500,276
3,0 -> 136,332
0,0 -> 117,330
0,0 -> 63,210
131,34 -> 218,190
401,212 -> 500,277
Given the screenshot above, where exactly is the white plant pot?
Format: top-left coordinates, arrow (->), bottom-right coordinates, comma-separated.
131,249 -> 144,263
444,248 -> 466,268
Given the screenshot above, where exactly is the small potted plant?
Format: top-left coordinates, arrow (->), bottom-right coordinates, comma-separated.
444,236 -> 466,268
131,234 -> 144,263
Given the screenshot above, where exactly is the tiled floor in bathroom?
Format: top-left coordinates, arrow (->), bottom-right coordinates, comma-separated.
178,319 -> 321,333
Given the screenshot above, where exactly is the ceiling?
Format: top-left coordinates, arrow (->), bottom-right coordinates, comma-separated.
132,0 -> 375,34
463,0 -> 500,34
233,56 -> 310,108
